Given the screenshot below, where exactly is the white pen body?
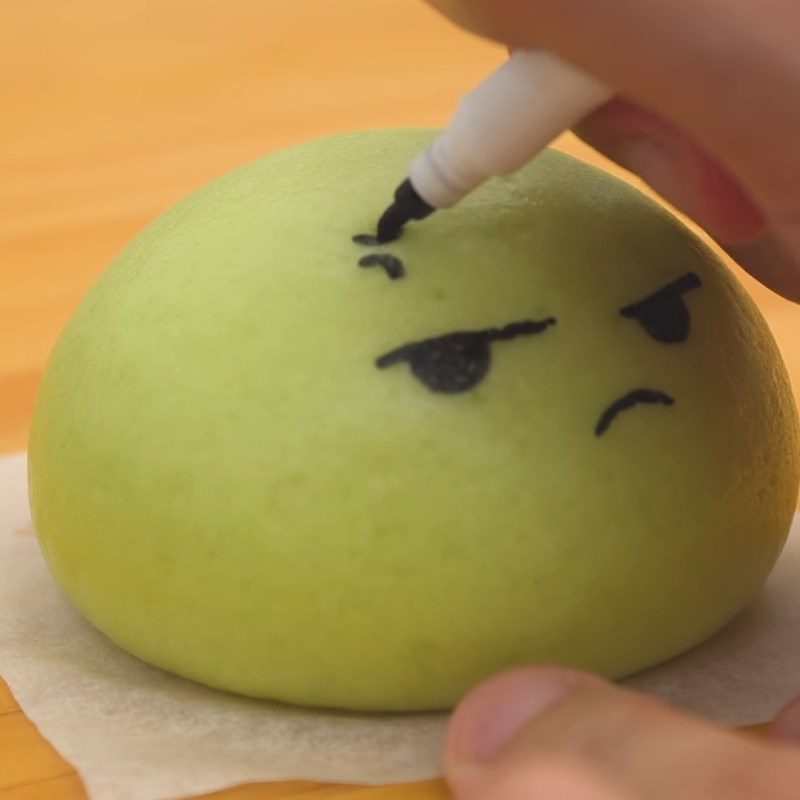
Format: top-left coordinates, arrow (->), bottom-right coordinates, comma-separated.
410,49 -> 614,209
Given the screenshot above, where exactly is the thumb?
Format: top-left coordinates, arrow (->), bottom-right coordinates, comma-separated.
444,667 -> 800,800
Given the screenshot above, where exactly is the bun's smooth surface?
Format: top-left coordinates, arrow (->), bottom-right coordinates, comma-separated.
29,131 -> 800,711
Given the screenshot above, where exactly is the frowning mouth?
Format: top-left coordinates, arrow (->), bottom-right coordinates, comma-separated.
595,389 -> 675,437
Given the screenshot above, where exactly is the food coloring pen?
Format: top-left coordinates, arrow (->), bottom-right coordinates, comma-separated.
371,49 -> 614,243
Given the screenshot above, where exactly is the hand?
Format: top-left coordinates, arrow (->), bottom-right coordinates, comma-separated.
444,667 -> 800,799
425,0 -> 800,302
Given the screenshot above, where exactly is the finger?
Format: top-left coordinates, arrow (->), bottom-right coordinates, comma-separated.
425,0 -> 800,296
574,99 -> 766,245
444,666 -> 800,800
445,667 -> 637,799
574,100 -> 800,301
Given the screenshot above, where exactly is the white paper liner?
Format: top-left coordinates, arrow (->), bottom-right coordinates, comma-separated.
2,453 -> 799,800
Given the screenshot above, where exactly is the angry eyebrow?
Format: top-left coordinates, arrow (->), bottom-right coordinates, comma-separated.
620,272 -> 702,316
377,319 -> 557,369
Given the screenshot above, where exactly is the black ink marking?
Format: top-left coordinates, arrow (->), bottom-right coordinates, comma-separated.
376,319 -> 556,394
620,272 -> 702,344
595,389 -> 675,437
375,179 -> 435,243
359,253 -> 406,280
353,234 -> 383,246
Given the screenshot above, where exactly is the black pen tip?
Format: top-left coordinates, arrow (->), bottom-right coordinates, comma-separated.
375,179 -> 435,243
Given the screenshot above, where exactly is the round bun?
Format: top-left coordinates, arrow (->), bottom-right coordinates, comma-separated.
29,131 -> 800,711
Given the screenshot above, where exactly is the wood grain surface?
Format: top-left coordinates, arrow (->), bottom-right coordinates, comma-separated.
2,1 -> 798,797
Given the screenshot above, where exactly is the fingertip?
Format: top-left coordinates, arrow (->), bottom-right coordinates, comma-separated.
445,666 -> 605,766
444,667 -> 629,800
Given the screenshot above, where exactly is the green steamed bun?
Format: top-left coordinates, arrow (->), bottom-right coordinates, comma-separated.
29,130 -> 800,711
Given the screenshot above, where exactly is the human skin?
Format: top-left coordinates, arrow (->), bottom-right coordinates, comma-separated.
422,1 -> 800,796
425,0 -> 800,301
444,667 -> 800,800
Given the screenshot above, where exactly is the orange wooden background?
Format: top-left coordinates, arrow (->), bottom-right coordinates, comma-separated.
1,1 -> 798,798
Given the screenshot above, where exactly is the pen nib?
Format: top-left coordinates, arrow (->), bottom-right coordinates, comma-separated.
375,179 -> 435,243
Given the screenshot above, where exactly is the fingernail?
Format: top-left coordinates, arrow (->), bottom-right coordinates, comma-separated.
610,134 -> 768,246
771,696 -> 800,743
725,231 -> 800,300
453,668 -> 582,762
607,137 -> 697,226
613,137 -> 677,193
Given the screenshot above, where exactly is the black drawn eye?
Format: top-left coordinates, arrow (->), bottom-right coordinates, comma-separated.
376,319 -> 555,394
377,333 -> 491,393
623,294 -> 690,343
620,272 -> 701,344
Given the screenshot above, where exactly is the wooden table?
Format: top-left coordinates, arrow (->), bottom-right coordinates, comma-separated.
2,1 -> 798,797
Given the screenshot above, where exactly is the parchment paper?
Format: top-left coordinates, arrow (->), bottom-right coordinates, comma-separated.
2,452 -> 799,800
